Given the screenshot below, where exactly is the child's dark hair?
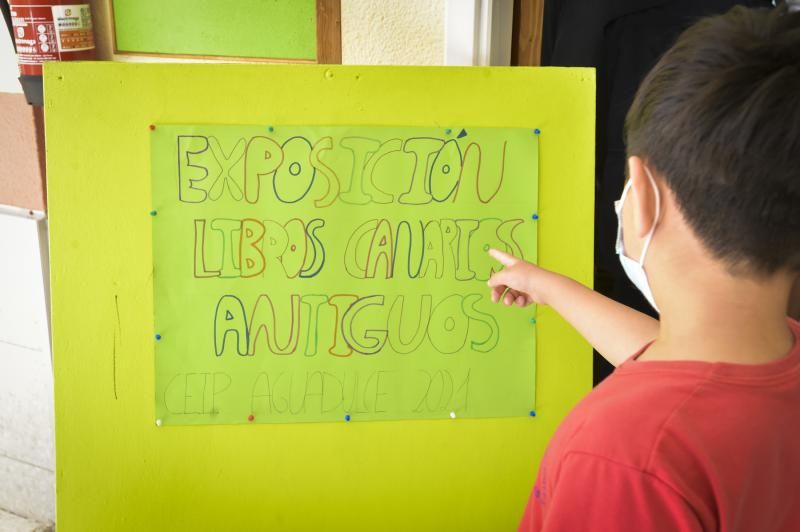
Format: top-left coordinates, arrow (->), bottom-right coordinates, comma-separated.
625,6 -> 800,275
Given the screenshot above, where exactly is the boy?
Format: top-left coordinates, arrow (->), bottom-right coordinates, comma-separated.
488,6 -> 800,531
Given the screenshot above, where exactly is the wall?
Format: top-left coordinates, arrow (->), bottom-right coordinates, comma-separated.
0,92 -> 46,211
0,18 -> 21,93
341,0 -> 445,65
0,211 -> 53,526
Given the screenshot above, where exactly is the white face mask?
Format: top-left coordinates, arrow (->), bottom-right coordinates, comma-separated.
614,167 -> 661,312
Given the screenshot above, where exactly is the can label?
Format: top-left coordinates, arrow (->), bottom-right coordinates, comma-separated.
10,5 -> 60,65
10,3 -> 94,75
51,4 -> 94,52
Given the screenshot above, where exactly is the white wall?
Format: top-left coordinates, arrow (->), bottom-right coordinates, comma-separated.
0,15 -> 21,93
341,0 -> 445,65
0,211 -> 53,525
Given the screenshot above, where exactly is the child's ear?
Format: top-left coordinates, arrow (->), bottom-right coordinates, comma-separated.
627,156 -> 659,239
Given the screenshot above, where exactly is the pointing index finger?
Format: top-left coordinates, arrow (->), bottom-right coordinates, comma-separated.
489,248 -> 517,267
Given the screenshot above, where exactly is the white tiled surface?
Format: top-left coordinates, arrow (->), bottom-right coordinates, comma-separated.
0,458 -> 53,528
0,213 -> 54,524
0,508 -> 52,532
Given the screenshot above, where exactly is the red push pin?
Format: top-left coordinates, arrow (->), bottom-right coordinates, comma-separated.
149,124 -> 156,131
247,414 -> 255,422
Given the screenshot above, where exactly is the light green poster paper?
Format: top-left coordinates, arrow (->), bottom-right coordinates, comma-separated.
151,125 -> 539,425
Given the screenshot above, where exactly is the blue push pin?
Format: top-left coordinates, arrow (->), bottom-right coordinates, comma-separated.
529,317 -> 537,325
531,213 -> 539,221
268,126 -> 274,133
344,414 -> 351,422
529,410 -> 537,417
149,210 -> 157,217
445,128 -> 452,135
534,128 -> 541,135
155,334 -> 162,341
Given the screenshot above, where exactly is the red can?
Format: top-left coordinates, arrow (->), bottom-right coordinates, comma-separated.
9,1 -> 96,77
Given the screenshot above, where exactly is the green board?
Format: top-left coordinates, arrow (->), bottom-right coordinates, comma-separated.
151,124 -> 539,425
112,0 -> 317,60
46,62 -> 594,531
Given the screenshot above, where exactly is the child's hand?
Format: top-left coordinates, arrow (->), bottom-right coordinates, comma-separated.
487,249 -> 555,307
488,249 -> 660,367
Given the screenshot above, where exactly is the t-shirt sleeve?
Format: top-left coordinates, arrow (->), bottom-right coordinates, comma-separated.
535,452 -> 704,532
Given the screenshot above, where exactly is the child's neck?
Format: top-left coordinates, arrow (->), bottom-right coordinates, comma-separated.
641,267 -> 795,365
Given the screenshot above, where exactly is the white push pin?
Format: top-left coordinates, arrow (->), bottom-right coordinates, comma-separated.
449,411 -> 456,419
155,418 -> 162,427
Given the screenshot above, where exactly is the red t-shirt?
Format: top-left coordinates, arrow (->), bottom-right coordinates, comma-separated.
520,318 -> 800,532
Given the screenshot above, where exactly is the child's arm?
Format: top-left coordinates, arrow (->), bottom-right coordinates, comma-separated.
487,249 -> 659,367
